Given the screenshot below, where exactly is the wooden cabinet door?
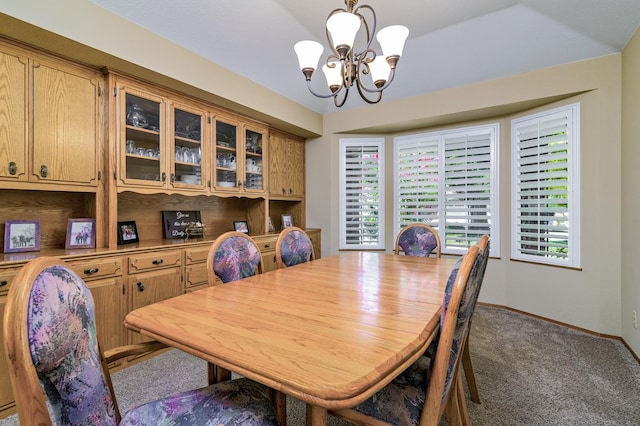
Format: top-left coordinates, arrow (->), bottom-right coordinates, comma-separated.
288,138 -> 305,197
269,131 -> 288,197
0,298 -> 15,413
269,131 -> 304,198
0,46 -> 28,183
127,268 -> 182,345
88,277 -> 124,353
32,59 -> 101,186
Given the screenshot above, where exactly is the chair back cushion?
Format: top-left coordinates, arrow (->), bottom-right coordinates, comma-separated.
278,229 -> 314,267
28,265 -> 116,425
214,235 -> 262,283
398,226 -> 439,257
438,247 -> 482,405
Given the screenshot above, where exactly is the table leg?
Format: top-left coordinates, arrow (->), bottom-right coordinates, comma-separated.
269,388 -> 287,426
306,404 -> 327,426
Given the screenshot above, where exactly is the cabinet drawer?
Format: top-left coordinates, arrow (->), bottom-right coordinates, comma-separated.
129,250 -> 182,273
185,246 -> 210,264
0,269 -> 18,298
185,264 -> 208,288
68,258 -> 123,281
255,240 -> 276,252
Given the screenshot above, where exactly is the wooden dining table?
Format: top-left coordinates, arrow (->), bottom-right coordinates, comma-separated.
124,251 -> 458,426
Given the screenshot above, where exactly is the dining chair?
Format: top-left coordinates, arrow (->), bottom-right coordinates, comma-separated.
3,256 -> 280,426
207,230 -> 263,284
329,244 -> 482,426
275,226 -> 315,268
205,231 -> 287,421
461,234 -> 490,404
394,223 -> 442,258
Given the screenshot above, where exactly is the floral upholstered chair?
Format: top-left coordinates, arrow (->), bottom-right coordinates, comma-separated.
329,244 -> 482,426
275,226 -> 315,269
3,256 -> 279,426
394,223 -> 442,258
208,231 -> 263,284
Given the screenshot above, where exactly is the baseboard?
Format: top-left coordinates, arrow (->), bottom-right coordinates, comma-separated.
477,302 -> 640,364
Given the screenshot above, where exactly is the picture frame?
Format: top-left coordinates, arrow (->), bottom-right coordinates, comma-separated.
267,216 -> 275,233
117,220 -> 139,245
65,218 -> 96,249
233,221 -> 249,234
4,220 -> 41,253
281,214 -> 294,229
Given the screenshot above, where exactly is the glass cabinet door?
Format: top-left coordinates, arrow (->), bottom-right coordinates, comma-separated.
121,91 -> 164,186
214,117 -> 239,190
171,105 -> 205,189
244,127 -> 264,192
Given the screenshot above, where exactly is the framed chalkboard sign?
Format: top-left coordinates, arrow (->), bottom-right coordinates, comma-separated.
162,211 -> 202,239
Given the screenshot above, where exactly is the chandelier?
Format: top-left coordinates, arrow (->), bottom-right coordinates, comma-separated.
294,0 -> 409,107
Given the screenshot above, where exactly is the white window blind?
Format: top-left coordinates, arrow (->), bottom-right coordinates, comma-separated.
339,138 -> 385,250
394,124 -> 499,256
443,130 -> 494,251
511,103 -> 580,267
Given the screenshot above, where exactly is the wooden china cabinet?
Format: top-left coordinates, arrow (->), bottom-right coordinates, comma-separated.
0,38 -> 317,419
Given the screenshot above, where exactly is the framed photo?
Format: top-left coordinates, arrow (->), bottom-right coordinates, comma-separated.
65,218 -> 96,249
267,216 -> 275,233
233,221 -> 249,234
117,221 -> 139,245
281,214 -> 294,229
4,220 -> 40,253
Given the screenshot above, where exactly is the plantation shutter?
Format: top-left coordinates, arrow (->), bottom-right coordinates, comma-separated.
442,130 -> 493,250
511,104 -> 579,267
396,135 -> 440,228
340,139 -> 385,250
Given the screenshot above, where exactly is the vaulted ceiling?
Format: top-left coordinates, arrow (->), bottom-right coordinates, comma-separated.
85,1 -> 640,114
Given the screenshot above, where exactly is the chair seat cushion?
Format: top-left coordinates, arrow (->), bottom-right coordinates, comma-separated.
121,377 -> 279,426
353,356 -> 431,425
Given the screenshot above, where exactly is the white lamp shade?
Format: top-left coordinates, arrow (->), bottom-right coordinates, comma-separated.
294,40 -> 324,71
369,55 -> 391,83
377,25 -> 409,57
326,12 -> 361,49
322,61 -> 343,88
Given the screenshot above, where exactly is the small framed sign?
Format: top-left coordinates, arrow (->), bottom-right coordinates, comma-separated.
281,214 -> 294,229
162,211 -> 202,239
117,221 -> 139,245
4,220 -> 40,253
66,218 -> 96,249
233,221 -> 249,234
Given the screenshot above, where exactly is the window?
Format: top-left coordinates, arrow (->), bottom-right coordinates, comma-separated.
339,138 -> 385,250
511,103 -> 580,267
394,124 -> 499,255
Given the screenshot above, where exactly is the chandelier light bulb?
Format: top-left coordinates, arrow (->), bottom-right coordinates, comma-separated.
368,55 -> 391,88
294,40 -> 324,72
377,25 -> 409,59
322,61 -> 343,92
326,12 -> 361,52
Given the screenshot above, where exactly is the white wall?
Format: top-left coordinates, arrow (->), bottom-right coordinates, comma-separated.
622,27 -> 640,356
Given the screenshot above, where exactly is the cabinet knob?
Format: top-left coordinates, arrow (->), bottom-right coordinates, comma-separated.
84,268 -> 99,275
137,282 -> 145,292
152,259 -> 164,265
8,161 -> 17,175
40,165 -> 48,178
161,172 -> 166,182
170,173 -> 176,183
282,188 -> 286,194
0,280 -> 7,287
